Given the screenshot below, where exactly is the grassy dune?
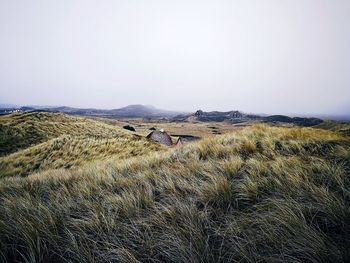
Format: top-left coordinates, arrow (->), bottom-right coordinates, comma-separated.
0,111 -> 155,156
0,123 -> 349,262
0,112 -> 165,177
317,120 -> 350,136
0,135 -> 163,178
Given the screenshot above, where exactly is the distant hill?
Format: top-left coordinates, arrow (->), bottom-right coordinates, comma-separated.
173,110 -> 323,127
15,104 -> 185,119
108,104 -> 184,118
0,105 -> 338,126
316,120 -> 350,136
263,115 -> 323,127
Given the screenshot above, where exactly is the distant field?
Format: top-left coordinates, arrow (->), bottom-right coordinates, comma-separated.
1,112 -> 350,262
113,118 -> 258,138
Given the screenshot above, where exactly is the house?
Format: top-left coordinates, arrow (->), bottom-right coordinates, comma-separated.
175,135 -> 200,147
146,129 -> 172,146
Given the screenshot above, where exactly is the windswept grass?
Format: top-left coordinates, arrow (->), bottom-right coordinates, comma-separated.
316,120 -> 350,136
0,112 -> 165,177
0,111 -> 146,156
0,124 -> 349,262
0,135 -> 164,178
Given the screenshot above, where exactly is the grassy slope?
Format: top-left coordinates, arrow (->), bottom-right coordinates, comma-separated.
0,112 -> 165,177
316,120 -> 350,136
0,125 -> 349,262
0,111 -> 149,155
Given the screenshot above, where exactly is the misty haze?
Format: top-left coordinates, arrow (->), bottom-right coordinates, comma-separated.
1,1 -> 350,263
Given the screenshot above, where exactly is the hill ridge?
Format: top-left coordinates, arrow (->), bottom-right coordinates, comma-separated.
173,109 -> 324,126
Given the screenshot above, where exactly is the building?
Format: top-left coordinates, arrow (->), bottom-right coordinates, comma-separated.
175,135 -> 200,147
146,130 -> 173,146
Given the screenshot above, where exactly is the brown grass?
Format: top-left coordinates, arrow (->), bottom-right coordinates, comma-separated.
0,112 -> 165,177
0,122 -> 350,262
113,118 -> 254,138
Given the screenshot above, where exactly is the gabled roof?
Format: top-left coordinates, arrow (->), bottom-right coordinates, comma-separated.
146,130 -> 172,146
175,135 -> 201,145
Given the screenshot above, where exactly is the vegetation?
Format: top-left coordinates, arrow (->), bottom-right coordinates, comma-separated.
0,111 -> 157,156
0,134 -> 163,178
0,112 -> 165,177
317,120 -> 350,136
0,118 -> 349,262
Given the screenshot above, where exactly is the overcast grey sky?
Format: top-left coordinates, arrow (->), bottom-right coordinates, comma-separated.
0,0 -> 349,115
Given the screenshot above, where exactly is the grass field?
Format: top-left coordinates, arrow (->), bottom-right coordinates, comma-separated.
0,112 -> 165,177
316,120 -> 350,136
0,112 -> 349,262
113,118 -> 257,138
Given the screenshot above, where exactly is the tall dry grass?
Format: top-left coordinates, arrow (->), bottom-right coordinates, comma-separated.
0,124 -> 349,262
0,112 -> 165,177
316,120 -> 350,136
0,111 -> 146,156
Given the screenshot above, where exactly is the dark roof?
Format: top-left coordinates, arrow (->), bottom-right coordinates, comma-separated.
123,125 -> 136,132
175,135 -> 201,145
146,131 -> 172,146
173,135 -> 200,141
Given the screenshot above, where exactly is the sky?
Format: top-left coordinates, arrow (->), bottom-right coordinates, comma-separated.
0,0 -> 349,116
